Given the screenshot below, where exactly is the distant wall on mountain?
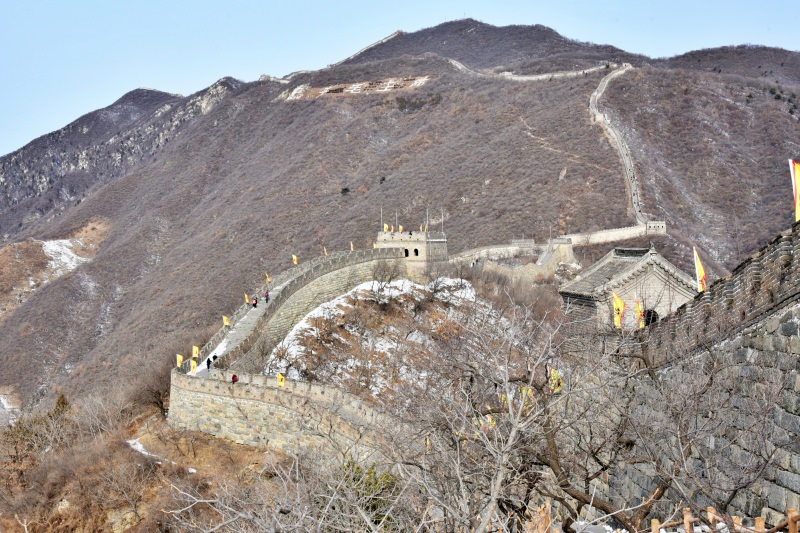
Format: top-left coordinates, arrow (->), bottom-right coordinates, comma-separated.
563,221 -> 665,246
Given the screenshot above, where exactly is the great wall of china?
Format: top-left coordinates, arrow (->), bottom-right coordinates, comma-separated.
169,220 -> 800,522
168,61 -> 800,523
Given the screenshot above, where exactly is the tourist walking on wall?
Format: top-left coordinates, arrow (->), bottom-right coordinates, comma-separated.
252,297 -> 258,309
264,290 -> 269,303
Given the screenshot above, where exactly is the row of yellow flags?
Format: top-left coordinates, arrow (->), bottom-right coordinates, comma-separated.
383,223 -> 429,232
175,346 -> 201,372
613,248 -> 707,329
289,242 -> 360,266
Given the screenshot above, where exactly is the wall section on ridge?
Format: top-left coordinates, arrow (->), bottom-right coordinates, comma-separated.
644,223 -> 800,365
169,369 -> 405,460
230,250 -> 426,373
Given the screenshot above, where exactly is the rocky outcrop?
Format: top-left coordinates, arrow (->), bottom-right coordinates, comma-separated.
0,79 -> 242,239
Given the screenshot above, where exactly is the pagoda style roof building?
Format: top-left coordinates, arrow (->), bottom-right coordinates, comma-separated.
559,246 -> 697,328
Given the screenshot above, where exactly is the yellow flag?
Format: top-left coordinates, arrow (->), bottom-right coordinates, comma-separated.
223,315 -> 230,327
265,272 -> 271,283
350,242 -> 354,251
193,345 -> 200,359
277,373 -> 285,387
292,254 -> 298,265
635,297 -> 645,329
176,354 -> 183,367
373,242 -> 378,248
424,224 -> 429,232
693,247 -> 707,292
399,224 -> 403,232
612,292 -> 625,328
791,159 -> 800,222
383,223 -> 388,232
391,225 -> 394,232
323,246 -> 328,258
245,292 -> 250,304
190,359 -> 197,375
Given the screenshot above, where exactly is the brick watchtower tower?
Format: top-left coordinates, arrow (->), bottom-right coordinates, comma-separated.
375,226 -> 447,263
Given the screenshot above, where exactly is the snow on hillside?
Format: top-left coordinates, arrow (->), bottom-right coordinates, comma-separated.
265,278 -> 480,400
40,238 -> 91,278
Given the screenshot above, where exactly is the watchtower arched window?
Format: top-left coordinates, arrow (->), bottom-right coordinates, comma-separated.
644,309 -> 659,326
404,249 -> 409,257
414,248 -> 419,256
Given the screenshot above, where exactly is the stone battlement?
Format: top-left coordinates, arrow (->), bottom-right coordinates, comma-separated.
645,221 -> 800,364
169,369 -> 405,460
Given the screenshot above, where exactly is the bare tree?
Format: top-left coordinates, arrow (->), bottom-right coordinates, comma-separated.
165,451 -> 425,532
389,287 -> 785,532
98,460 -> 159,526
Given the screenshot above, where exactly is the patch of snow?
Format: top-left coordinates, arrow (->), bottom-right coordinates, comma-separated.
0,395 -> 18,424
40,239 -> 90,277
266,277 -> 481,389
128,438 -> 197,473
128,438 -> 161,460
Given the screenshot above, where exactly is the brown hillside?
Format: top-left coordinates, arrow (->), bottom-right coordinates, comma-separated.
0,20 -> 797,412
602,66 -> 800,270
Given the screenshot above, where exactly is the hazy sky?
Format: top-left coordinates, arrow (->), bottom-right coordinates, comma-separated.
2,0 -> 798,157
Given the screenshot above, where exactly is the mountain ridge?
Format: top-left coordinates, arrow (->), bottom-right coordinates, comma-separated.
0,19 -> 797,413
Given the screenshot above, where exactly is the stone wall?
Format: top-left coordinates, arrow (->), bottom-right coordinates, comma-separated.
229,250 -> 427,373
645,223 -> 800,366
590,299 -> 800,526
450,244 -> 542,264
563,222 -> 666,246
169,369 -> 404,460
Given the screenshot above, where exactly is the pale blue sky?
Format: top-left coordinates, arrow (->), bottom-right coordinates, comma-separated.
1,0 -> 798,157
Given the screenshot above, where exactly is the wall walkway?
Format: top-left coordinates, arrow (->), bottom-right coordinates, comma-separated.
188,248 -> 407,375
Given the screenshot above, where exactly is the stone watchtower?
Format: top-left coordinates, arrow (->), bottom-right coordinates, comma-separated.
375,227 -> 448,263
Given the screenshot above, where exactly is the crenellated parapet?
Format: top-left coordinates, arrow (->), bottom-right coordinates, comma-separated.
645,221 -> 800,365
169,368 -> 409,460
